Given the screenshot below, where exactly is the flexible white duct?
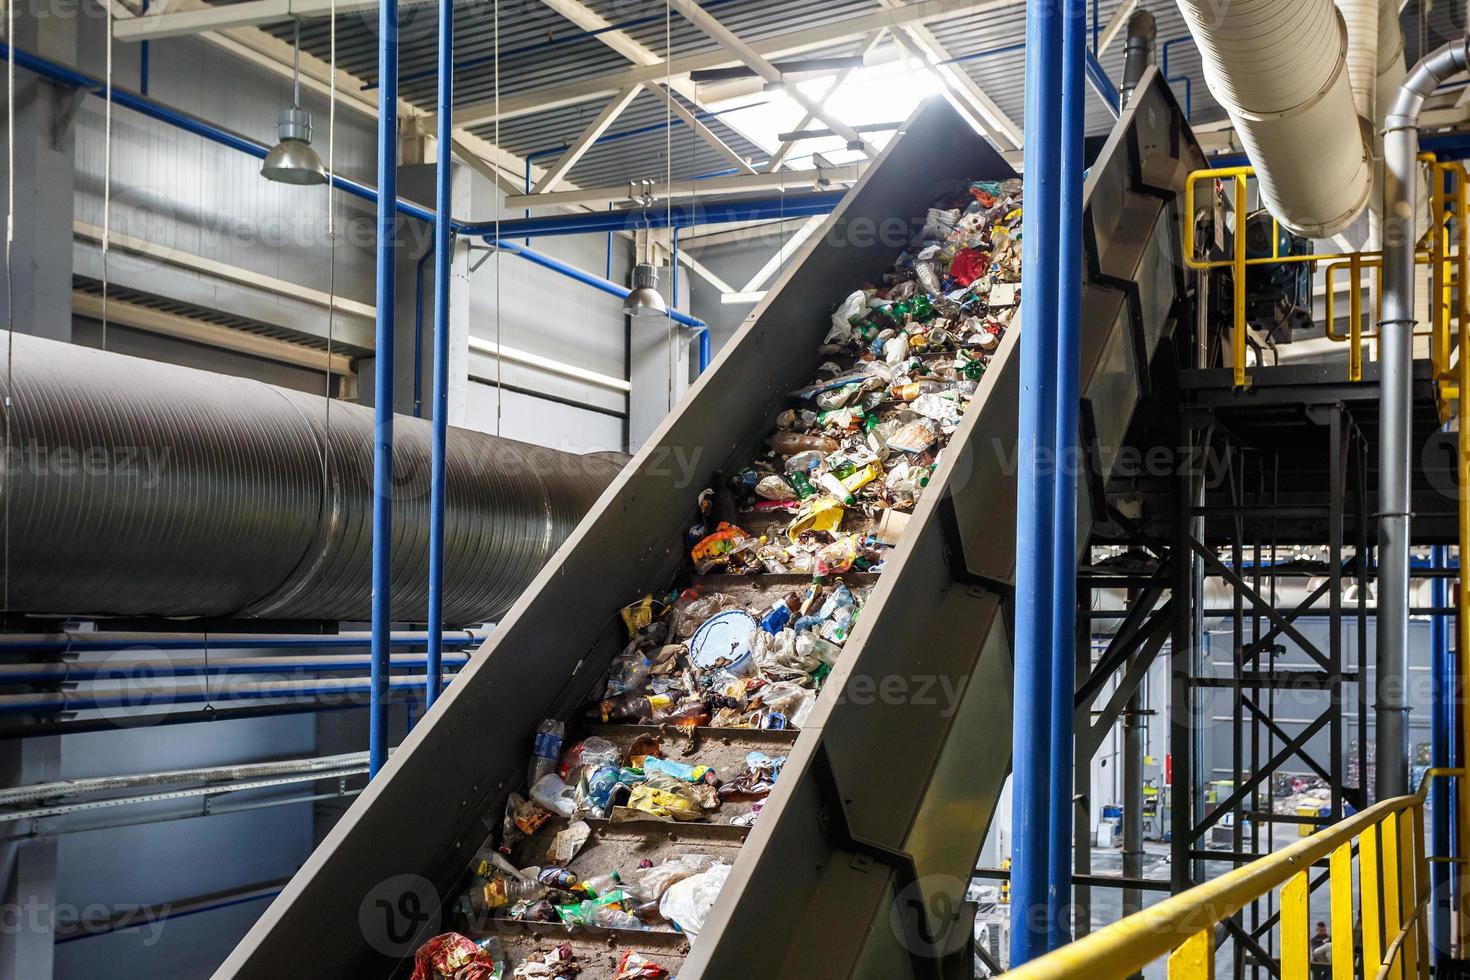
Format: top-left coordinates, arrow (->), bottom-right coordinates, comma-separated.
1176,0 -> 1372,238
1337,0 -> 1380,125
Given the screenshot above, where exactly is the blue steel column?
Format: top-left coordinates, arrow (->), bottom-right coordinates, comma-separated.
1009,0 -> 1064,965
425,0 -> 453,710
1431,545 -> 1450,966
369,0 -> 399,776
1047,0 -> 1085,949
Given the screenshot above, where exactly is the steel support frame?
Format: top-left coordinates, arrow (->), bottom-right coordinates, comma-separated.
1168,398 -> 1370,980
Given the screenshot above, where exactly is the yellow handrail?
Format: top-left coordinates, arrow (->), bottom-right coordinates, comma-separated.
1004,769 -> 1463,980
1183,162 -> 1467,393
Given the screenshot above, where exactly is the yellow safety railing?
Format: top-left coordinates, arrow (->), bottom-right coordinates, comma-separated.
1005,769 -> 1463,980
1183,163 -> 1466,398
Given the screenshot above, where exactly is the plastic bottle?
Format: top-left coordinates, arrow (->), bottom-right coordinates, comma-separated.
479,876 -> 548,910
528,718 -> 565,788
537,867 -> 580,891
591,692 -> 672,723
769,431 -> 839,456
578,870 -> 623,899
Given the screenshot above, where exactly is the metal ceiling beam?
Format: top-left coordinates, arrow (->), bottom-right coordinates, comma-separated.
115,0 -> 377,41
1096,0 -> 1141,57
532,0 -> 774,159
450,0 -> 1019,127
877,0 -> 1022,148
886,21 -> 1022,149
649,84 -> 758,176
503,161 -> 865,209
664,0 -> 871,153
764,29 -> 887,173
107,0 -> 583,204
531,84 -> 644,194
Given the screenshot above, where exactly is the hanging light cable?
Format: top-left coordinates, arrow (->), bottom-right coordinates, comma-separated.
262,18 -> 327,185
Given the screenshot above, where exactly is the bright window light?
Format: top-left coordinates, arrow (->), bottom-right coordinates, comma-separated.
704,57 -> 946,170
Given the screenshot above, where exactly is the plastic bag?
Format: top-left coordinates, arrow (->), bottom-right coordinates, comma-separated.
671,590 -> 742,638
886,417 -> 939,454
826,290 -> 867,343
411,932 -> 504,980
787,496 -> 845,542
658,863 -> 732,939
560,737 -> 620,782
754,474 -> 797,502
623,854 -> 721,904
624,784 -> 704,821
611,950 -> 671,979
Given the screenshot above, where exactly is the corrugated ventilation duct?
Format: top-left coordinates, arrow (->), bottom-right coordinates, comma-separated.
1175,0 -> 1372,238
0,334 -> 621,625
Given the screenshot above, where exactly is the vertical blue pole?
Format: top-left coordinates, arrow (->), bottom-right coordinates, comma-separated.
1048,0 -> 1085,950
140,0 -> 150,96
1010,0 -> 1064,966
426,0 -> 453,711
1431,545 -> 1450,967
369,0 -> 399,778
698,327 -> 711,374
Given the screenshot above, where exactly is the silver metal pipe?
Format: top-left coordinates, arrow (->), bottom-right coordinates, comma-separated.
1120,8 -> 1156,109
1376,35 -> 1470,800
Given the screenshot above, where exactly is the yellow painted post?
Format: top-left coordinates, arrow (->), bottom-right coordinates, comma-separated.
1433,167 -> 1448,379
1281,870 -> 1309,979
1460,163 -> 1470,958
1413,803 -> 1431,973
1350,253 -> 1364,382
1168,929 -> 1214,980
1399,810 -> 1419,980
1233,176 -> 1247,388
1364,822 -> 1386,976
1385,811 -> 1404,980
1330,843 -> 1354,980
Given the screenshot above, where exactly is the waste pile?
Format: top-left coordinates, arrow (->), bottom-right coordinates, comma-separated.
415,176 -> 1023,978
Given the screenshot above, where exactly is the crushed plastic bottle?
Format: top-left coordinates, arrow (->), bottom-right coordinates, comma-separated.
527,719 -> 565,789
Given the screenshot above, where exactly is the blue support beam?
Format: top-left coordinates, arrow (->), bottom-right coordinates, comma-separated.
458,191 -> 845,240
1010,0 -> 1064,964
1431,545 -> 1452,968
369,0 -> 400,778
425,0 -> 454,711
1084,47 -> 1121,118
1048,0 -> 1086,949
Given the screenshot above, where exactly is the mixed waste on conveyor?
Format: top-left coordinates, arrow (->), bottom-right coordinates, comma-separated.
410,176 -> 1023,980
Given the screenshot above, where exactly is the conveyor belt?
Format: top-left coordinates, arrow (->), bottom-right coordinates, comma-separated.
217,73 -> 1202,979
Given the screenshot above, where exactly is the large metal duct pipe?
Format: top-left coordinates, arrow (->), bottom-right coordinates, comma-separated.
1175,0 -> 1372,238
1120,9 -> 1157,109
0,334 -> 620,625
1378,36 -> 1470,800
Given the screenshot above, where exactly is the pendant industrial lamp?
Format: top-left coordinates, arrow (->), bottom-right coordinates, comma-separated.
262,19 -> 328,185
624,3 -> 673,320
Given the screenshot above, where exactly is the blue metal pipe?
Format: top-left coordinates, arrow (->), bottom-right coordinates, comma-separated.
462,191 -> 844,240
1160,37 -> 1194,121
0,657 -> 470,685
1431,545 -> 1451,967
139,0 -> 150,96
412,244 -> 434,417
697,327 -> 712,374
1047,0 -> 1086,950
1010,0 -> 1064,965
0,631 -> 485,653
489,239 -> 706,330
369,0 -> 399,779
0,675 -> 453,717
1084,47 -> 1121,118
426,0 -> 454,712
